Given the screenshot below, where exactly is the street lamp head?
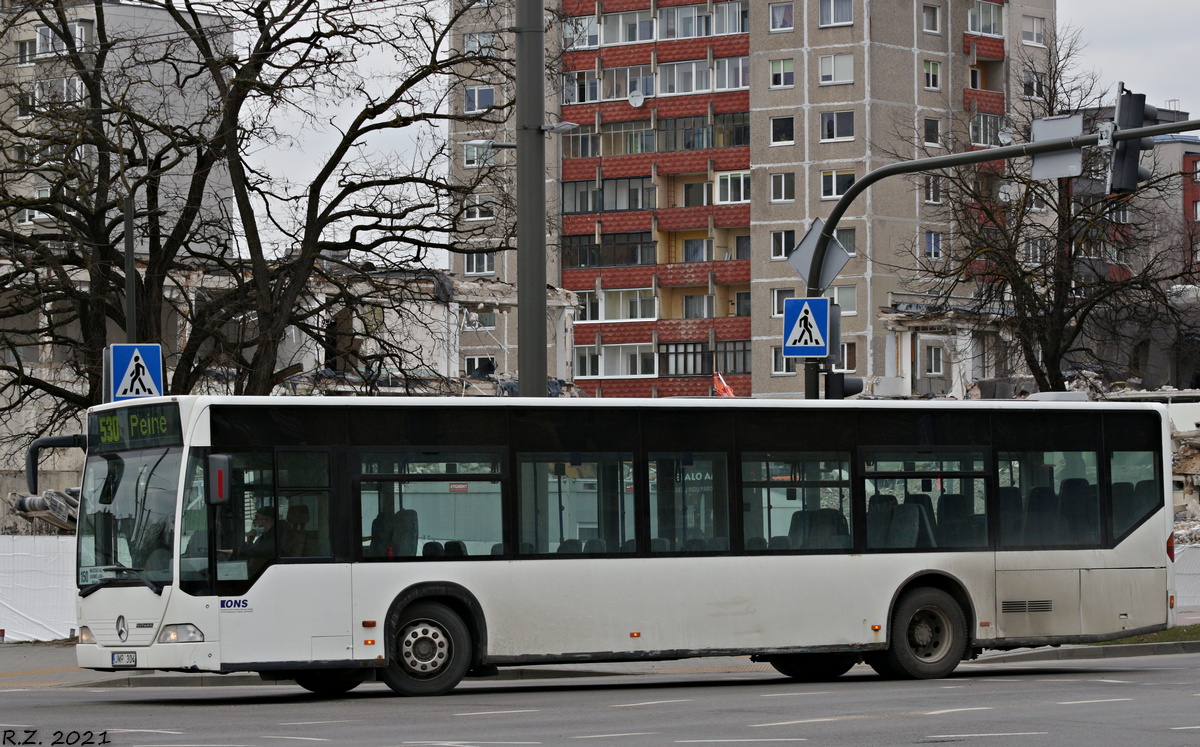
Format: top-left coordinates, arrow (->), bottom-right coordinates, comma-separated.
464,138 -> 517,149
542,121 -> 580,135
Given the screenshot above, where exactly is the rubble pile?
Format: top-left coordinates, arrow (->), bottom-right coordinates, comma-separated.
1177,519 -> 1200,546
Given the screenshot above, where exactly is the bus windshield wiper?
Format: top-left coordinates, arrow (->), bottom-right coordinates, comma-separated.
79,565 -> 164,598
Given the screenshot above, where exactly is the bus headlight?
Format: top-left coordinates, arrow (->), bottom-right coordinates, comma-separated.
78,626 -> 94,644
157,624 -> 205,643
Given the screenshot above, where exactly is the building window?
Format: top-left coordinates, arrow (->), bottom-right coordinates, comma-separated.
564,70 -> 601,104
463,31 -> 495,54
1022,15 -> 1045,45
821,170 -> 855,199
713,111 -> 750,147
563,125 -> 599,159
576,345 -> 600,377
603,343 -> 656,377
716,172 -> 751,204
769,3 -> 794,31
819,54 -> 853,85
603,288 -> 656,321
969,67 -> 983,90
925,230 -> 943,259
924,118 -> 941,146
771,116 -> 795,144
15,92 -> 34,119
472,311 -> 497,330
577,290 -> 599,321
658,342 -> 709,376
713,56 -> 750,91
835,227 -> 856,256
771,230 -> 795,259
734,235 -> 751,260
656,116 -> 710,152
772,346 -> 798,375
464,356 -> 496,378
464,143 -> 495,168
925,345 -> 944,376
922,5 -> 940,33
770,172 -> 795,203
769,59 -> 794,88
604,177 -> 656,211
1023,71 -> 1046,100
602,65 -> 656,101
562,181 -> 601,214
835,342 -> 857,373
601,10 -> 655,45
684,238 -> 714,263
465,251 -> 495,275
465,85 -> 495,113
562,232 -> 656,269
734,292 -> 751,317
683,294 -> 716,319
659,5 -> 712,40
819,0 -> 853,26
827,285 -> 856,315
563,16 -> 599,50
820,110 -> 854,141
602,120 -> 656,155
924,176 -> 942,204
36,21 -> 90,57
660,60 -> 711,95
464,194 -> 494,220
683,181 -> 712,207
772,287 -> 795,317
714,1 -> 748,35
968,0 -> 1003,36
971,113 -> 1002,147
17,39 -> 36,65
1024,238 -> 1050,266
924,60 -> 941,91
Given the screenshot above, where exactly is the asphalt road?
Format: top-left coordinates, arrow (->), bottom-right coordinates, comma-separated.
4,653 -> 1200,747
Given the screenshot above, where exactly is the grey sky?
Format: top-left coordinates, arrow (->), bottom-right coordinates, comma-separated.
1057,0 -> 1200,116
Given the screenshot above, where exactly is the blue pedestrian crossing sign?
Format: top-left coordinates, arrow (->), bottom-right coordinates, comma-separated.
782,297 -> 830,358
109,344 -> 164,402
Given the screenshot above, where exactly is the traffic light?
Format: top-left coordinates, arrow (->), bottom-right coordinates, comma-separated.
825,371 -> 863,400
1107,85 -> 1158,194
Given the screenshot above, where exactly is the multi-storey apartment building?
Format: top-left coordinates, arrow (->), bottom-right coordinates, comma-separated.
450,0 -> 1056,398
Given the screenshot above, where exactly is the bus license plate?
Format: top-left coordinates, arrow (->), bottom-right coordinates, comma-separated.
112,652 -> 136,667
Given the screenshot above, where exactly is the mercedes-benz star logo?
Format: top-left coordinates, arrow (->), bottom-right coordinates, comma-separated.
116,615 -> 128,642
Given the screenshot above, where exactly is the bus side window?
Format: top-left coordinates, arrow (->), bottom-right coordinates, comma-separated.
649,453 -> 729,553
518,453 -> 635,555
1111,451 -> 1161,538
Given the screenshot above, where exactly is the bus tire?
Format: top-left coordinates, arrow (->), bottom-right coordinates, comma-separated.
382,601 -> 472,696
294,670 -> 362,696
767,653 -> 857,681
877,587 -> 967,680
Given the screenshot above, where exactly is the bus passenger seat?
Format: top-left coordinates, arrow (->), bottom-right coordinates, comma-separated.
1023,486 -> 1061,545
391,509 -> 418,557
745,536 -> 768,551
422,541 -> 444,557
491,543 -> 505,555
767,535 -> 791,551
904,494 -> 937,537
650,537 -> 672,552
996,487 -> 1023,545
936,493 -> 971,546
1059,478 -> 1099,544
557,539 -> 583,553
444,540 -> 468,556
708,536 -> 729,551
620,539 -> 637,552
682,538 -> 708,552
584,538 -> 607,553
867,502 -> 895,548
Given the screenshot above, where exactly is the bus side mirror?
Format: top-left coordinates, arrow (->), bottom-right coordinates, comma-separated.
207,454 -> 233,505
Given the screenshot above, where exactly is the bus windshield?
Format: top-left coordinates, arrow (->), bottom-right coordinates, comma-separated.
77,447 -> 182,589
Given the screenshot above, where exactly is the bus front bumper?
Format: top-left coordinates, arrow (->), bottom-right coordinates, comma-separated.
77,641 -> 225,672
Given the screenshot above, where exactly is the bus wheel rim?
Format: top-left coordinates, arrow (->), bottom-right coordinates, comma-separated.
907,605 -> 951,663
400,619 -> 451,677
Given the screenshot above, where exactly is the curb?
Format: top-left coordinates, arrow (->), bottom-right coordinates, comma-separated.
978,641 -> 1200,664
75,666 -> 624,688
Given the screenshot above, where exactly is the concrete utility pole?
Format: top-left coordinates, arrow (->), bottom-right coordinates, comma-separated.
515,0 -> 547,397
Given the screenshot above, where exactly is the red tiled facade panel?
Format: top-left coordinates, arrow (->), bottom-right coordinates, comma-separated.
964,88 -> 1005,115
963,33 -> 1005,60
576,373 -> 751,399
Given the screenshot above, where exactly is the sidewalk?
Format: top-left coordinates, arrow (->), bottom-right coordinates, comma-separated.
4,607 -> 1199,689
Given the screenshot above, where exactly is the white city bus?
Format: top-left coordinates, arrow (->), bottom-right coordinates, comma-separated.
69,396 -> 1175,696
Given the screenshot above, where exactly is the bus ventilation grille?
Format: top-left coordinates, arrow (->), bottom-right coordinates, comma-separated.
1001,600 -> 1053,614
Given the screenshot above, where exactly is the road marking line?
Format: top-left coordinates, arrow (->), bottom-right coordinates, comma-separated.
278,721 -> 356,726
759,691 -> 831,697
1057,698 -> 1133,705
573,733 -> 660,739
1171,726 -> 1200,730
676,741 -> 807,744
0,724 -> 33,728
750,718 -> 838,727
928,733 -> 1048,739
1041,679 -> 1081,682
1094,679 -> 1132,683
403,743 -> 541,745
455,710 -> 540,716
926,708 -> 993,715
611,699 -> 692,708
260,738 -> 331,742
110,730 -> 185,734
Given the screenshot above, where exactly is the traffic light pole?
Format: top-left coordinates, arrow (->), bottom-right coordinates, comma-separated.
802,116 -> 1200,399
515,0 -> 547,397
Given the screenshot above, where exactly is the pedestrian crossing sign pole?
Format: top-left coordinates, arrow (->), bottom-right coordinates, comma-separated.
105,344 -> 164,403
782,297 -> 830,358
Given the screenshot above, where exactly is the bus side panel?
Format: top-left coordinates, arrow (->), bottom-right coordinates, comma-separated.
352,554 -> 996,661
1081,568 -> 1167,635
218,564 -> 354,668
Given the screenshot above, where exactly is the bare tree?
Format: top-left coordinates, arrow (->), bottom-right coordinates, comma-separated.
0,0 -> 515,444
880,25 -> 1197,393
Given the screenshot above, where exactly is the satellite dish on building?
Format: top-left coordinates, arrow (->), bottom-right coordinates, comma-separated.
628,91 -> 645,108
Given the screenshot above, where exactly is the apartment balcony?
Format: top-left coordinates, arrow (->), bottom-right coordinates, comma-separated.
963,33 -> 1005,61
562,257 -> 749,294
964,88 -> 1005,115
655,202 -> 750,231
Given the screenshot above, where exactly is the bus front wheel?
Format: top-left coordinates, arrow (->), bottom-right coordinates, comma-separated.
382,601 -> 472,696
871,587 -> 966,680
767,653 -> 857,681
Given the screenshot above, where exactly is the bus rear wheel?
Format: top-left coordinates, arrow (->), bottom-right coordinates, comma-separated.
381,601 -> 472,696
294,670 -> 363,696
872,587 -> 966,680
767,653 -> 857,681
